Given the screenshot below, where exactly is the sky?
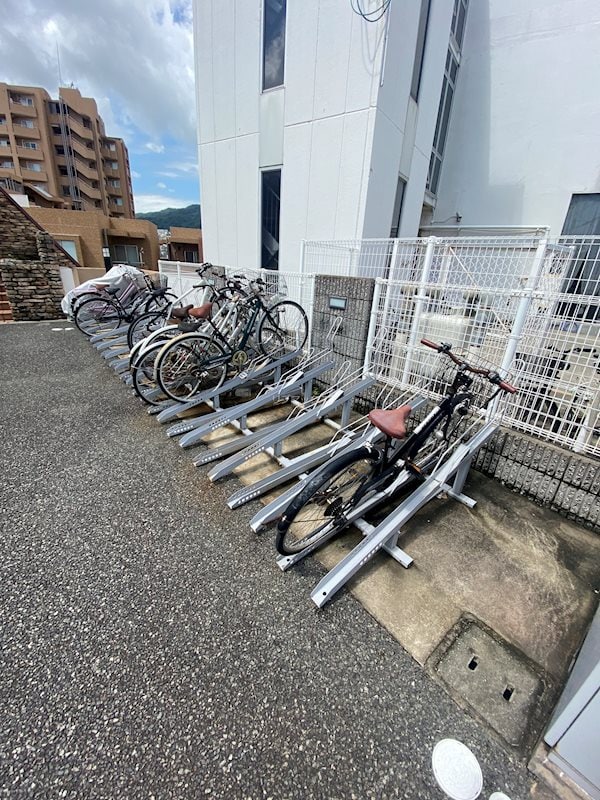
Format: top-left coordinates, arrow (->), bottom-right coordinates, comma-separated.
0,0 -> 200,213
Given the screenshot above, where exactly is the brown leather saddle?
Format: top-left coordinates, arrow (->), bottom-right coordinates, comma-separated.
367,405 -> 412,439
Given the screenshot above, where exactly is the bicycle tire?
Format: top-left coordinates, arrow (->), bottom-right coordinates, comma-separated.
155,333 -> 228,402
276,447 -> 380,555
257,300 -> 309,358
127,309 -> 167,351
74,297 -> 123,336
131,339 -> 172,405
143,290 -> 178,314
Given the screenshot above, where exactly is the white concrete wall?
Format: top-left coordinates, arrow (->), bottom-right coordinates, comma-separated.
434,0 -> 600,235
194,0 -> 455,269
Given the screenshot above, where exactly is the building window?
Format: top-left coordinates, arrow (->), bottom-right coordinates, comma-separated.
111,244 -> 140,265
55,145 -> 65,155
389,177 -> 407,238
0,139 -> 8,148
451,0 -> 468,49
22,141 -> 38,149
0,115 -> 6,125
410,0 -> 431,101
261,168 -> 281,270
24,161 -> 41,172
16,119 -> 34,128
57,240 -> 78,260
114,197 -> 123,206
52,125 -> 62,135
262,0 -> 286,91
108,179 -> 121,188
184,250 -> 200,263
59,166 -> 68,176
12,94 -> 33,106
426,0 -> 467,196
0,160 -> 14,169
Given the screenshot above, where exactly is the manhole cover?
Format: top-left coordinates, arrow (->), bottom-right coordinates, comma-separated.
432,739 -> 483,800
433,618 -> 549,751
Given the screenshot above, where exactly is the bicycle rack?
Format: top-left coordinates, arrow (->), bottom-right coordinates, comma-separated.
171,358 -> 334,444
275,420 -> 498,607
204,368 -> 376,482
247,394 -> 429,529
151,348 -> 302,421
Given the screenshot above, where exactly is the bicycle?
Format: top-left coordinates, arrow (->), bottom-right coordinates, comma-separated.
125,262 -> 226,351
129,277 -> 249,406
74,274 -> 177,336
276,338 -> 517,556
154,278 -> 309,403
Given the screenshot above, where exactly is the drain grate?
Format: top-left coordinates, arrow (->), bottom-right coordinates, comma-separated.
432,618 -> 551,753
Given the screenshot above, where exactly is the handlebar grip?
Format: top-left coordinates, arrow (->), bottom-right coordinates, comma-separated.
498,380 -> 518,394
420,338 -> 441,351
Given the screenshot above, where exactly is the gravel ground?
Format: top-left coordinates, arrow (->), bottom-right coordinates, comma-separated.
0,322 -> 538,799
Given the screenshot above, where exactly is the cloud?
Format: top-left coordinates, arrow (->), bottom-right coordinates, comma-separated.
135,194 -> 192,213
146,142 -> 165,154
157,181 -> 167,189
158,170 -> 179,178
0,0 -> 197,145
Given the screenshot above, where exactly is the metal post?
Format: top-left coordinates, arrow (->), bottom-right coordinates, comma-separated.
363,278 -> 383,378
401,237 -> 437,387
499,239 -> 548,375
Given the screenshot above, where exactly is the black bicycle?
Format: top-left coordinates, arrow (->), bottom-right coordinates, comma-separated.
276,338 -> 517,556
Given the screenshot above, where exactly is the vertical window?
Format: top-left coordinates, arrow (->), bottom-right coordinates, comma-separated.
389,178 -> 407,238
57,240 -> 78,260
261,169 -> 281,270
410,0 -> 431,101
262,0 -> 286,91
426,0 -> 468,196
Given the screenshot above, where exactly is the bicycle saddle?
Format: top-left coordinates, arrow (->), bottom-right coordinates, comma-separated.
368,405 -> 412,439
151,287 -> 168,296
189,302 -> 212,320
170,305 -> 194,319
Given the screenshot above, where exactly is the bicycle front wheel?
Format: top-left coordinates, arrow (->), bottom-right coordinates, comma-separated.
258,300 -> 308,358
75,297 -> 123,336
276,447 -> 379,555
155,333 -> 228,402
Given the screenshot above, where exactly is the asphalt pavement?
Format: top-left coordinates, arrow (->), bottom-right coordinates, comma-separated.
0,322 -> 539,799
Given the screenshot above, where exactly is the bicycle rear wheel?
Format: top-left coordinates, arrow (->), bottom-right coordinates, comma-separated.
155,333 -> 228,402
276,447 -> 380,556
75,297 -> 123,336
257,300 -> 308,358
127,310 -> 167,350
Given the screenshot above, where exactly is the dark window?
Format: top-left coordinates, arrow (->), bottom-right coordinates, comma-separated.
184,250 -> 200,263
389,178 -> 407,238
55,145 -> 65,155
410,0 -> 431,101
451,0 -> 468,49
559,194 -> 600,321
261,169 -> 281,270
263,0 -> 286,91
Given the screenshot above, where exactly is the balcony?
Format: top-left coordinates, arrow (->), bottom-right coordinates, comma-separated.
106,184 -> 122,196
16,146 -> 44,161
20,167 -> 48,181
9,100 -> 37,117
74,156 -> 100,181
67,114 -> 94,141
77,179 -> 102,201
12,121 -> 40,138
70,135 -> 95,160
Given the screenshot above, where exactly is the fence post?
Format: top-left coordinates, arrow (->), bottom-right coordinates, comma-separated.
499,238 -> 548,376
363,277 -> 384,378
401,237 -> 437,387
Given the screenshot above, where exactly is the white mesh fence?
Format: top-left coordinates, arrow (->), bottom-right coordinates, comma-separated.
302,237 -> 600,458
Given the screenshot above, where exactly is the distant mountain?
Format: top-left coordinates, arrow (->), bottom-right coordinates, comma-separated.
136,204 -> 201,229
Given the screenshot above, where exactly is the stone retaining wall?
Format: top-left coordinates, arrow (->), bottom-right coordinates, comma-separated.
0,189 -> 73,321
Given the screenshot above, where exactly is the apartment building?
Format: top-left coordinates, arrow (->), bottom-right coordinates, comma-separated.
0,83 -> 134,218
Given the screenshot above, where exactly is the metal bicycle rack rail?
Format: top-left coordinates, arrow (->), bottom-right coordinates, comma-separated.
273,417 -> 499,608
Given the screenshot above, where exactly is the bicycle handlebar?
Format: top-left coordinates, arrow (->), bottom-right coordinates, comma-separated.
420,338 -> 518,393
